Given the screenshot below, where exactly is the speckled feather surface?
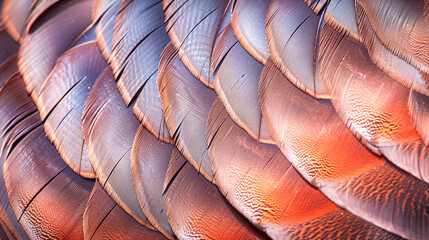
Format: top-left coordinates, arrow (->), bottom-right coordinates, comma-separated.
0,0 -> 427,239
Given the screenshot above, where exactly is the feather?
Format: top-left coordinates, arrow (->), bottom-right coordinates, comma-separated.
0,28 -> 19,67
0,28 -> 19,91
213,24 -> 273,144
111,0 -> 163,79
94,0 -> 120,59
356,0 -> 429,74
82,67 -> 153,228
0,221 -> 14,240
211,21 -> 236,74
133,69 -> 172,143
324,0 -> 359,40
83,181 -> 166,240
266,0 -> 329,98
110,0 -> 171,143
4,125 -> 93,239
0,55 -> 18,90
214,0 -> 232,44
38,41 -> 108,178
231,0 -> 270,64
1,0 -> 33,42
163,0 -> 229,87
259,58 -> 429,239
422,70 -> 429,89
409,89 -> 429,145
0,113 -> 38,240
0,74 -> 38,160
117,0 -> 133,13
379,140 -> 429,183
158,43 -> 216,181
0,0 -> 428,238
303,0 -> 328,14
93,0 -> 117,23
69,25 -> 98,49
319,24 -> 429,182
206,97 -> 399,239
133,71 -> 171,143
25,0 -> 62,34
163,149 -> 269,239
425,0 -> 429,26
18,0 -> 93,104
355,2 -> 429,96
131,125 -> 174,239
0,74 -> 34,240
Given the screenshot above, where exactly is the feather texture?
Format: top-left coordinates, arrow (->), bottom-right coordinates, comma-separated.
259,59 -> 429,239
206,97 -> 399,239
163,0 -> 229,87
38,41 -> 107,178
319,24 -> 429,182
266,0 -> 329,98
110,0 -> 171,143
83,181 -> 165,240
18,0 -> 93,104
82,67 -> 152,228
93,0 -> 117,22
0,66 -> 92,240
163,149 -> 269,239
324,0 -> 359,40
231,0 -> 270,63
94,0 -> 120,59
0,73 -> 34,240
4,126 -> 93,239
0,54 -> 18,91
303,0 -> 328,13
25,0 -> 62,34
355,2 -> 429,96
3,106 -> 93,240
131,125 -> 174,238
158,43 -> 216,181
356,0 -> 429,74
0,0 -> 428,239
1,0 -> 33,42
0,28 -> 19,66
409,89 -> 429,146
213,24 -> 273,144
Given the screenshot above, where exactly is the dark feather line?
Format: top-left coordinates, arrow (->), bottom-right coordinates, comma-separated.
18,167 -> 67,221
162,161 -> 187,196
89,204 -> 117,240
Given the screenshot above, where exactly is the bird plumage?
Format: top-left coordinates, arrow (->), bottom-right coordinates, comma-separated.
0,0 -> 428,239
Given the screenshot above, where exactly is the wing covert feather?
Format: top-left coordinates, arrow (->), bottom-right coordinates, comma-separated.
266,0 -> 329,98
163,149 -> 269,239
231,0 -> 270,63
82,67 -> 152,228
259,59 -> 429,239
158,43 -> 216,180
163,0 -> 229,87
18,0 -> 93,104
131,125 -> 175,239
39,41 -> 108,178
206,97 -> 398,239
213,24 -> 273,144
319,24 -> 429,182
111,0 -> 172,142
83,181 -> 166,240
